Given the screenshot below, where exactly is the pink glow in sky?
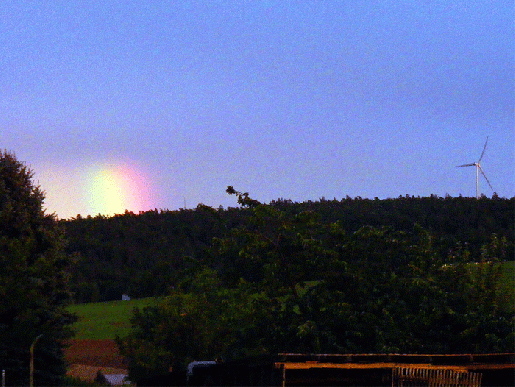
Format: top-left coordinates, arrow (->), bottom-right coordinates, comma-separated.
85,162 -> 154,216
36,160 -> 157,218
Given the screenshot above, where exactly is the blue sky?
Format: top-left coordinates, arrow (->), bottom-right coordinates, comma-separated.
1,1 -> 513,218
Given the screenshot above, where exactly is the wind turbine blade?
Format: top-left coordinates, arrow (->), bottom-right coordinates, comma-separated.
479,166 -> 494,191
478,136 -> 489,162
456,163 -> 476,167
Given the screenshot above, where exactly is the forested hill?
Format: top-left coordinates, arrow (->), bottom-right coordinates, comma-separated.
63,195 -> 514,303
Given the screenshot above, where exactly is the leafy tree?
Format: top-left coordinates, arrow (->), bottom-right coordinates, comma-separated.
433,234 -> 514,353
0,151 -> 76,386
119,188 -> 514,381
216,187 -> 346,353
117,268 -> 255,382
317,225 -> 514,354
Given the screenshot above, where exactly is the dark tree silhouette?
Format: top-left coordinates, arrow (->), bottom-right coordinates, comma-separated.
0,151 -> 76,386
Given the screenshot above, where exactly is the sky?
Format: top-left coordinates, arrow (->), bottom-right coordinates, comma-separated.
1,0 -> 513,219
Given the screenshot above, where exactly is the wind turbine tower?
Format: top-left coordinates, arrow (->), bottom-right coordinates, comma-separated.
457,136 -> 494,199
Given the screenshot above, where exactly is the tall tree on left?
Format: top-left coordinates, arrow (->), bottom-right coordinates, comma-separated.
0,151 -> 76,386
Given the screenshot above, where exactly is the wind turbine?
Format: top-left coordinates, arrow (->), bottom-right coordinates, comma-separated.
457,136 -> 493,199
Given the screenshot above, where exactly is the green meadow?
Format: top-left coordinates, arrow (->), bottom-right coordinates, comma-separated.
68,297 -> 158,340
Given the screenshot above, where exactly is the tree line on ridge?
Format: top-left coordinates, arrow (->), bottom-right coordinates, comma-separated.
63,192 -> 514,304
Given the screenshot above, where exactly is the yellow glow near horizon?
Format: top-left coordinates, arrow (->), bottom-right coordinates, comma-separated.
89,167 -> 127,215
86,162 -> 153,216
34,160 -> 156,219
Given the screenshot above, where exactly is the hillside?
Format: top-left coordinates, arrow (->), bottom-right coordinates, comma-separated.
62,193 -> 515,380
63,195 -> 514,303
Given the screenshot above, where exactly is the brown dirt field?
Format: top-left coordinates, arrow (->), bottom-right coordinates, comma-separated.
65,339 -> 127,369
66,364 -> 128,383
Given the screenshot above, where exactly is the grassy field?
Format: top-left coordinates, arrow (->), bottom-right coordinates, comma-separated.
68,297 -> 158,340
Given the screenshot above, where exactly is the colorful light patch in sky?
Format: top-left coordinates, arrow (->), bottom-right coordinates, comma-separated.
85,162 -> 154,216
35,159 -> 156,219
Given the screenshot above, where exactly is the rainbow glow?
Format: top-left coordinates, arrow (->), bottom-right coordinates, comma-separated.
35,159 -> 158,219
86,162 -> 154,216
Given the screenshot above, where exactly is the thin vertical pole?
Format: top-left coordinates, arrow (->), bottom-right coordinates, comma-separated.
476,164 -> 479,199
30,334 -> 43,387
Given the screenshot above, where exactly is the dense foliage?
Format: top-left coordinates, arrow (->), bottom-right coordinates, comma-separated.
0,151 -> 76,386
116,188 -> 514,382
63,193 -> 514,303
